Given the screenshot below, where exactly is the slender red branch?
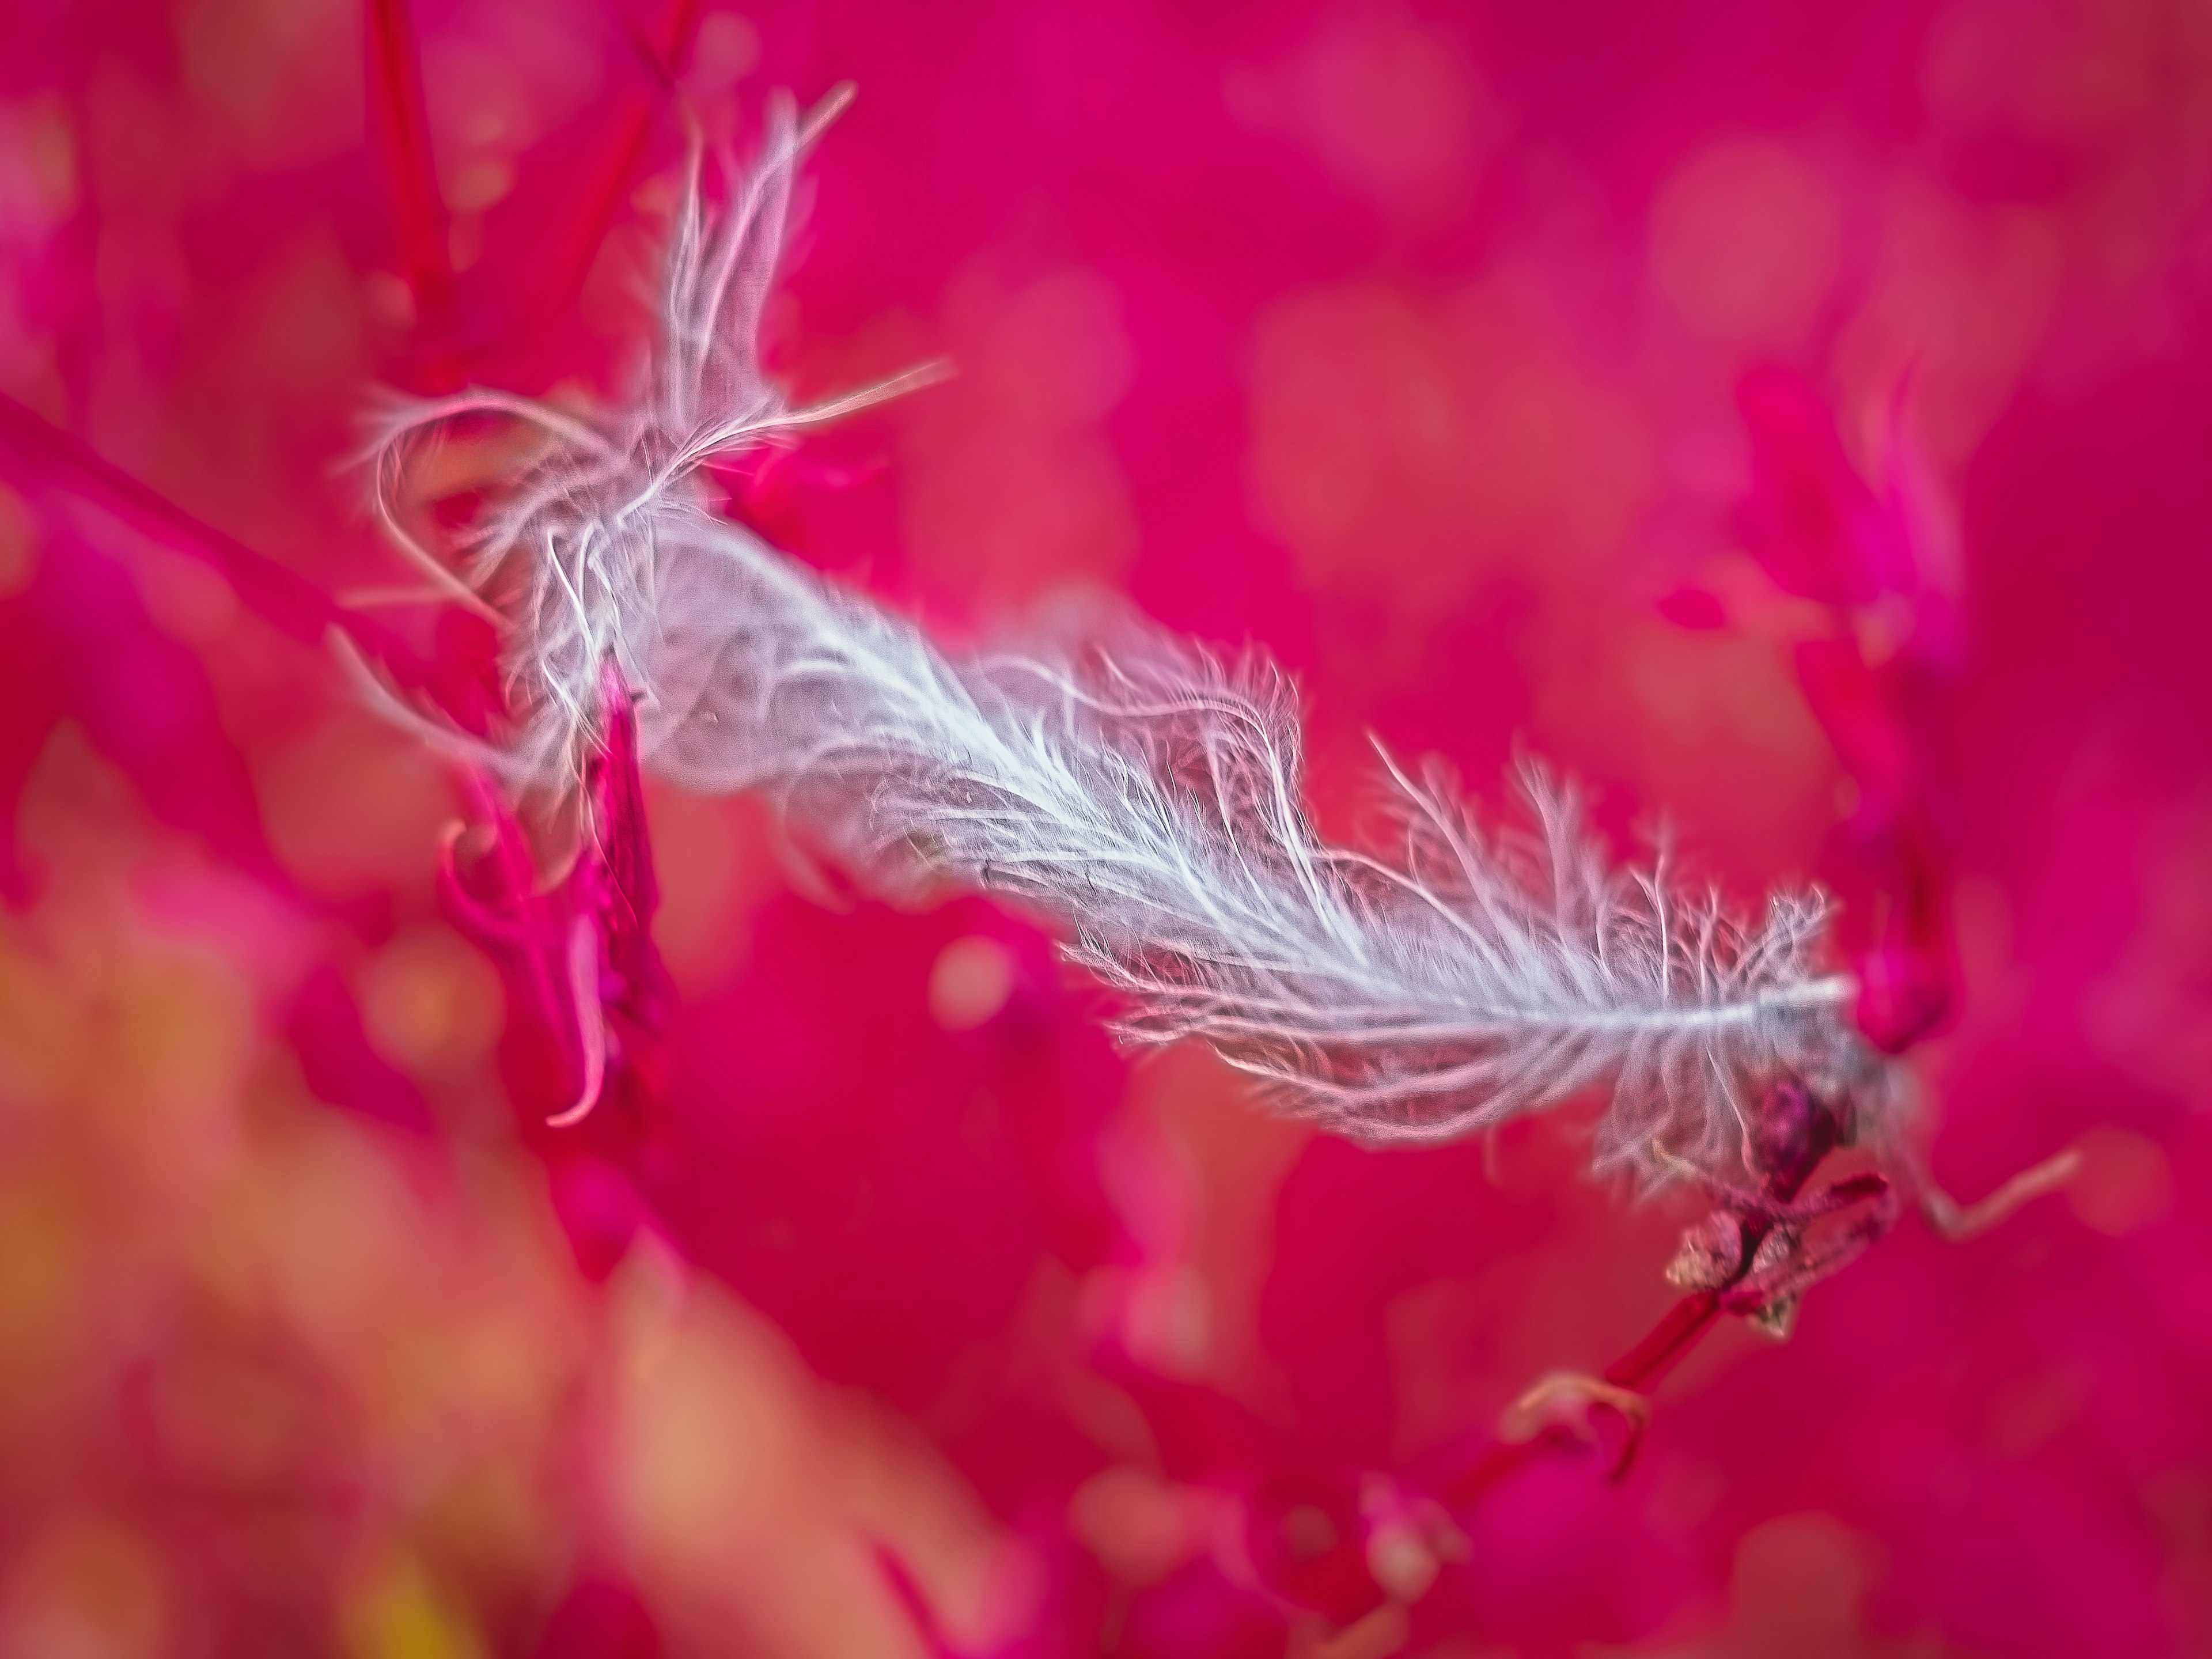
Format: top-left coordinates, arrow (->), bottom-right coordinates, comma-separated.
365,0 -> 452,308
1435,1287 -> 1724,1505
0,393 -> 370,647
1437,1089 -> 1844,1505
1603,1290 -> 1723,1391
528,0 -> 706,337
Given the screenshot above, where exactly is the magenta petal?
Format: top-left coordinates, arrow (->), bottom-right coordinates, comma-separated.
1792,637 -> 1915,809
1854,942 -> 1954,1055
436,826 -> 548,948
585,665 -> 670,1025
1656,585 -> 1729,630
284,961 -> 435,1131
1736,368 -> 1894,607
1243,1469 -> 1388,1623
546,1156 -> 645,1283
524,1575 -> 660,1659
1118,1560 -> 1286,1659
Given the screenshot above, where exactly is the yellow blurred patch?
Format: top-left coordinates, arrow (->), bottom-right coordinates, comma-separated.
340,1551 -> 486,1659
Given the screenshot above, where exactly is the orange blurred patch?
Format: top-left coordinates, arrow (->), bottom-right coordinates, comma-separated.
253,715 -> 454,900
609,1277 -> 1027,1657
1244,275 -> 1652,627
1120,1046 -> 1308,1397
2067,1125 -> 2173,1236
1068,1465 -> 1224,1586
646,785 -> 784,998
1834,181 -> 2062,466
1730,1511 -> 1882,1659
0,1517 -> 171,1659
927,934 -> 1015,1032
176,0 -> 361,166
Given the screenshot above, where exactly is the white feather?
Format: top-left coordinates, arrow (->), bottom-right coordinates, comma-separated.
359,91 -> 1887,1183
359,86 -> 935,790
638,521 -> 1879,1177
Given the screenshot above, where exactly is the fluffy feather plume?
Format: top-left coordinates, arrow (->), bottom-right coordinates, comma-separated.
360,92 -> 1889,1183
358,86 -> 936,787
641,542 -> 1881,1176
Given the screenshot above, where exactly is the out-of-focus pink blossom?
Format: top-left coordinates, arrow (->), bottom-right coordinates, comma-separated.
2,1 -> 2210,1654
1734,366 -> 1966,1054
442,664 -> 673,1278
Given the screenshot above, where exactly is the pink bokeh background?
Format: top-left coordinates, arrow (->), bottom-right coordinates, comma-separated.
1,0 -> 2209,1654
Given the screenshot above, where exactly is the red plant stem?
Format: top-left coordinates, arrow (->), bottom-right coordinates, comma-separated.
365,0 -> 451,309
461,771 -> 579,1093
1437,1119 -> 1834,1509
1603,1290 -> 1723,1391
0,393 -> 421,683
1434,1289 -> 1723,1508
529,0 -> 705,336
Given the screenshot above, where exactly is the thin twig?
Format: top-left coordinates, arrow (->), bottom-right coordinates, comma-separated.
1921,1147 -> 2082,1241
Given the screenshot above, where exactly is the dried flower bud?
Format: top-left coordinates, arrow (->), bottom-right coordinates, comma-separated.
1748,1074 -> 1846,1195
1746,1296 -> 1801,1340
1741,1227 -> 1805,1339
1665,1211 -> 1746,1291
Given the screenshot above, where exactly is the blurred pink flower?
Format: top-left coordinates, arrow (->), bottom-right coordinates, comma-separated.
1736,366 -> 1965,1055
